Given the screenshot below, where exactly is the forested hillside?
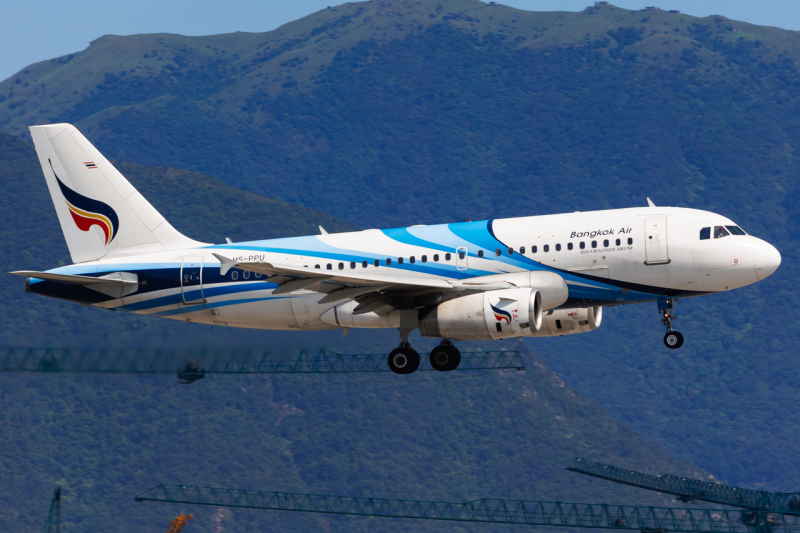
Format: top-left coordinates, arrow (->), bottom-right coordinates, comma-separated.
0,0 -> 798,525
1,340 -> 705,533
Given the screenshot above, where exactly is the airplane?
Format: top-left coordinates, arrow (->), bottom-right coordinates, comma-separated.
11,124 -> 781,374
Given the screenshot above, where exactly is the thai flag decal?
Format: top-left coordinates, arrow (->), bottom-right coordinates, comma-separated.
490,303 -> 512,325
50,159 -> 119,245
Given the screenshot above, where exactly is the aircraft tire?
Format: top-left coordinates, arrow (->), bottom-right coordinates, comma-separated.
664,331 -> 684,349
388,347 -> 420,374
430,345 -> 458,372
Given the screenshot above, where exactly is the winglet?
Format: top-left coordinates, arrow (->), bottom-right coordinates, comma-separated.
647,197 -> 656,207
319,225 -> 328,235
213,253 -> 236,276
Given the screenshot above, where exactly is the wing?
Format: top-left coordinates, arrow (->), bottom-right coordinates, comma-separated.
213,253 -> 513,314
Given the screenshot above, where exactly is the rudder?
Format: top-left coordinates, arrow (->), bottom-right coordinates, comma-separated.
29,123 -> 207,263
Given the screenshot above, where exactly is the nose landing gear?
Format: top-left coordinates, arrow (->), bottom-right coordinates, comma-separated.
658,297 -> 684,349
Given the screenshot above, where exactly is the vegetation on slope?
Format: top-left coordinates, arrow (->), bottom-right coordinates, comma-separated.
1,0 -> 798,497
0,341 -> 704,533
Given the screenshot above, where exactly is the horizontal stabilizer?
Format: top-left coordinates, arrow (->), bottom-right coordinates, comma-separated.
10,270 -> 139,298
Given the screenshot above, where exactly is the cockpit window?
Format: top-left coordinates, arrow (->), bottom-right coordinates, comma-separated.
725,225 -> 746,235
714,226 -> 730,238
700,227 -> 710,240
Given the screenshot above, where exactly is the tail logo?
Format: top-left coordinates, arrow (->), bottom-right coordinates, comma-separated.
490,303 -> 512,325
50,159 -> 119,245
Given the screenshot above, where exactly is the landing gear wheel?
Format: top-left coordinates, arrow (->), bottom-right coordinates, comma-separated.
429,343 -> 462,372
388,344 -> 420,374
664,331 -> 684,349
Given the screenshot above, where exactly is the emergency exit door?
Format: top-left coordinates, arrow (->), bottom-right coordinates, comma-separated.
644,217 -> 670,265
181,256 -> 206,304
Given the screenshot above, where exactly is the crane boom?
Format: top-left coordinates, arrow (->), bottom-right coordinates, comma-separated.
0,347 -> 523,383
135,484 -> 800,533
568,458 -> 800,515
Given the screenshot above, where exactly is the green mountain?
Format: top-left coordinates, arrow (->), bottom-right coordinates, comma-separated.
1,0 -> 798,500
0,341 -> 705,533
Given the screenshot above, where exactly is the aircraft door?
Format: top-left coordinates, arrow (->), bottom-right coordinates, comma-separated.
456,247 -> 468,270
181,256 -> 206,304
644,217 -> 670,265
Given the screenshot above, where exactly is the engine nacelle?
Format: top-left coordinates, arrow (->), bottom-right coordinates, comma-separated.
419,288 -> 543,341
526,307 -> 603,337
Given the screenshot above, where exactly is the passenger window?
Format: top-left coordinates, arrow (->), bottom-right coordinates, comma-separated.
478,250 -> 484,258
445,253 -> 451,261
580,242 -> 585,249
591,240 -> 597,248
507,247 -> 513,255
255,273 -> 262,278
386,258 -> 392,266
555,244 -> 561,251
458,251 -> 465,260
520,246 -> 526,254
568,243 -> 573,250
327,263 -> 332,270
543,244 -> 550,252
398,257 -> 404,265
603,239 -> 609,247
714,226 -> 730,239
615,239 -> 620,246
339,262 -> 344,270
231,271 -> 238,280
350,261 -> 356,269
314,265 -> 320,269
362,260 -> 368,268
243,271 -> 250,279
434,254 -> 440,262
410,256 -> 415,264
627,238 -> 633,245
726,225 -> 746,235
700,227 -> 711,240
532,246 -> 537,254
374,259 -> 380,267
422,255 -> 427,262
495,249 -> 501,256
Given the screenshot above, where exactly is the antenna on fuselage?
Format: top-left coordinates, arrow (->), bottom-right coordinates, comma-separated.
319,226 -> 329,235
646,197 -> 656,207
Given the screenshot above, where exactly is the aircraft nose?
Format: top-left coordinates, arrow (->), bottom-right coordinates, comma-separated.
755,241 -> 781,280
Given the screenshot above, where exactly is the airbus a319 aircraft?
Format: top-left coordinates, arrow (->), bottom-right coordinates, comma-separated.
12,124 -> 781,374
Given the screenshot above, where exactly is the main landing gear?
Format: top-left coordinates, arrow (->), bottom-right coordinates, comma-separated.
387,340 -> 462,374
658,297 -> 684,350
388,342 -> 420,375
429,340 -> 461,372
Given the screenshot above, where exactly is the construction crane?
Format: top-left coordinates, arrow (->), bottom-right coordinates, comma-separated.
568,458 -> 800,515
135,484 -> 800,533
0,347 -> 523,383
165,514 -> 192,533
43,487 -> 61,533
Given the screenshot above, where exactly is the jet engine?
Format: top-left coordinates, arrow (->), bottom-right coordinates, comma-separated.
419,288 -> 544,341
526,307 -> 603,337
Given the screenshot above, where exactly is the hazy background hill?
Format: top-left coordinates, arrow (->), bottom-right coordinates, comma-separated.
1,0 -> 799,528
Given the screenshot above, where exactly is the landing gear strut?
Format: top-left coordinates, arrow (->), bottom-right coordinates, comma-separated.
388,342 -> 420,374
429,340 -> 461,372
658,297 -> 684,349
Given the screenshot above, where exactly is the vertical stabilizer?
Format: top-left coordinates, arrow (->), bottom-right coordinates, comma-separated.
29,124 -> 208,263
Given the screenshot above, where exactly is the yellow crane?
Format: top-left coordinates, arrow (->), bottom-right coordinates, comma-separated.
165,514 -> 192,533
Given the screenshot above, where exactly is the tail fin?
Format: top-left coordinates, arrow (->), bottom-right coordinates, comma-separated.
29,123 -> 208,263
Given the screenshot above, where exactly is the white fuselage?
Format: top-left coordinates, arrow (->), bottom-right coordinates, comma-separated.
28,206 -> 781,335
